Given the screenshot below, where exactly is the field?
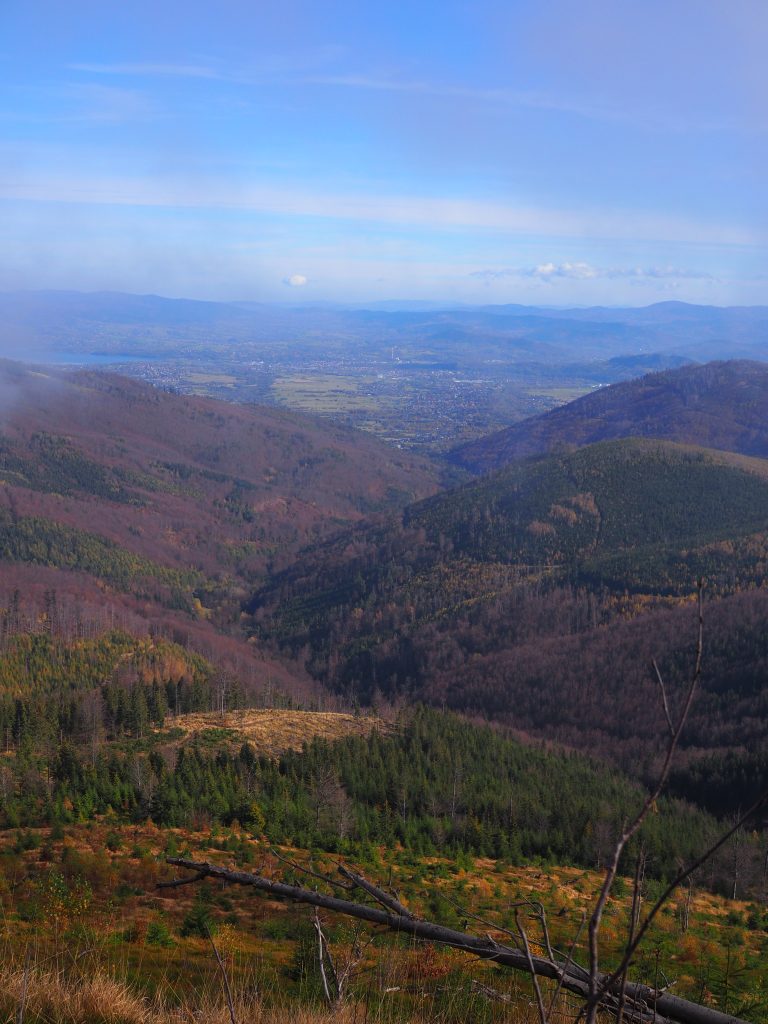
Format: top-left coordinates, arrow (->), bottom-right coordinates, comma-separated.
524,386 -> 593,403
183,372 -> 239,391
271,375 -> 380,414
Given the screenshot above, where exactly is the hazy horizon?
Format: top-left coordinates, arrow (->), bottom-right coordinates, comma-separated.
4,286 -> 768,314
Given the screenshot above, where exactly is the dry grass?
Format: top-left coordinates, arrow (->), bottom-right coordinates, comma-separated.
0,960 -> 531,1024
159,709 -> 391,758
1,963 -> 159,1024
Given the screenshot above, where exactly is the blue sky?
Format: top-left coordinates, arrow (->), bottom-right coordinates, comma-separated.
1,0 -> 766,305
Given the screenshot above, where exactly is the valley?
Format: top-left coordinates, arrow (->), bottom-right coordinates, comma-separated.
3,1 -> 765,1018
5,292 -> 766,452
0,314 -> 767,1023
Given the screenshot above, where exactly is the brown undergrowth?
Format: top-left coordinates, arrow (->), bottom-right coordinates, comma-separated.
1,824 -> 766,1024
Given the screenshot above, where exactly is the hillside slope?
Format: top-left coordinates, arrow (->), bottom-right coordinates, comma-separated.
0,360 -> 441,698
252,438 -> 768,779
450,360 -> 768,473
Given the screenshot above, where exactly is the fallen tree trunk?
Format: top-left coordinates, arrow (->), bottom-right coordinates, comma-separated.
160,857 -> 748,1024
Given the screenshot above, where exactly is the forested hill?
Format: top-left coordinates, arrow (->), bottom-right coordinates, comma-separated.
450,359 -> 768,474
0,360 -> 440,702
0,656 -> 721,881
0,359 -> 439,529
252,438 -> 768,792
0,360 -> 441,572
406,438 -> 768,574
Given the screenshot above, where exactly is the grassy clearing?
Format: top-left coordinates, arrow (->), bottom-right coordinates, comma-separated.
156,708 -> 391,758
1,957 -> 497,1024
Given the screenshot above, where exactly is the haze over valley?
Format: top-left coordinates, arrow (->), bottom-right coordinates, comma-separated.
3,289 -> 767,451
2,3 -> 768,1022
3,295 -> 768,1022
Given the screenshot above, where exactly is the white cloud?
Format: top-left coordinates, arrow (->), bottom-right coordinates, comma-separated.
68,63 -> 220,79
470,263 -> 716,284
303,73 -> 762,134
283,273 -> 308,287
0,172 -> 759,248
531,261 -> 599,280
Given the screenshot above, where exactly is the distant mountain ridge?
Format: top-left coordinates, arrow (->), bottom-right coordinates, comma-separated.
450,359 -> 768,473
2,291 -> 767,365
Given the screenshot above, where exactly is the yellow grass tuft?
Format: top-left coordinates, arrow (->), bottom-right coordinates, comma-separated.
0,960 -> 539,1024
1,965 -> 158,1024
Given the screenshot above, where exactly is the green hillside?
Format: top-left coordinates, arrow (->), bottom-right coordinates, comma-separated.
0,628 -> 718,881
409,438 -> 768,571
261,438 -> 768,643
252,438 -> 768,786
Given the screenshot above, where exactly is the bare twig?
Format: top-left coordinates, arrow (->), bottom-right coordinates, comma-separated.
160,868 -> 208,888
601,785 -> 768,999
547,911 -> 587,1018
586,583 -> 705,1024
206,926 -> 237,1024
440,890 -> 525,947
471,979 -> 514,1004
516,908 -> 548,1024
336,924 -> 378,997
528,899 -> 556,965
313,910 -> 337,1004
268,846 -> 354,892
617,851 -> 644,1024
652,660 -> 675,738
159,856 -> 749,1024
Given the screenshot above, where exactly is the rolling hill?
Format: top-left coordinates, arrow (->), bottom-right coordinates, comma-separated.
252,437 -> 768,786
450,359 -> 768,474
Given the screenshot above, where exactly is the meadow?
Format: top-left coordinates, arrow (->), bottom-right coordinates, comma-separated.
1,820 -> 765,1024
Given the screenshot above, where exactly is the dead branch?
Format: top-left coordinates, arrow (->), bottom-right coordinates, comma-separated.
547,910 -> 587,1019
313,910 -> 338,1004
268,846 -> 354,892
470,978 -> 515,1004
338,864 -> 415,918
600,785 -> 768,1003
158,868 -> 208,888
652,659 -> 675,738
159,857 -> 750,1024
516,908 -> 548,1024
617,852 -> 644,1024
438,890 -> 525,946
